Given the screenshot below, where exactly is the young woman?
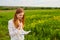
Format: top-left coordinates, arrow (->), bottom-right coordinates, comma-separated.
8,8 -> 31,40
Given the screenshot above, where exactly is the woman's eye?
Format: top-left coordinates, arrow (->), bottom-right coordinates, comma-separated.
18,14 -> 23,16
20,15 -> 23,16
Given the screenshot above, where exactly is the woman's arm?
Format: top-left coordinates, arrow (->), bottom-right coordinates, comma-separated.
8,21 -> 19,37
21,30 -> 31,35
18,26 -> 31,35
18,23 -> 31,35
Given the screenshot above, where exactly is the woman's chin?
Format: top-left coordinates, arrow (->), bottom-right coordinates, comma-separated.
18,18 -> 22,20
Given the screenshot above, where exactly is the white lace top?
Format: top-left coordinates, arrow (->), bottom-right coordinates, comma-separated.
8,18 -> 31,40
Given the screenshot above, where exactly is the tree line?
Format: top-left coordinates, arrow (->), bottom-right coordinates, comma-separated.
0,6 -> 60,10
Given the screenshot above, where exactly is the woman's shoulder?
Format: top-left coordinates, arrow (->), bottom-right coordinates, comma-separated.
8,18 -> 15,29
8,18 -> 14,23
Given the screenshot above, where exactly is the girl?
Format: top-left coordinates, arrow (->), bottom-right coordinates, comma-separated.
8,8 -> 31,40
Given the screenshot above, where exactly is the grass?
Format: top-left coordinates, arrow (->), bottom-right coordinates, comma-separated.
0,9 -> 60,40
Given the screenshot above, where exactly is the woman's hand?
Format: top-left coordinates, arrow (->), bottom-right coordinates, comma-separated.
28,30 -> 31,33
17,26 -> 21,30
26,30 -> 31,34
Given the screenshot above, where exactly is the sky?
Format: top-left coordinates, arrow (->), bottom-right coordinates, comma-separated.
0,0 -> 60,7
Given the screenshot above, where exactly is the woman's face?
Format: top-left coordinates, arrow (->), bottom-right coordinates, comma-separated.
17,12 -> 24,20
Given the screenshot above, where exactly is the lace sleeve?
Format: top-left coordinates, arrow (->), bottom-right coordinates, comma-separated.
8,21 -> 19,37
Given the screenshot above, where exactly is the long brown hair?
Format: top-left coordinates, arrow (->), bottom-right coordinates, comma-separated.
13,8 -> 24,28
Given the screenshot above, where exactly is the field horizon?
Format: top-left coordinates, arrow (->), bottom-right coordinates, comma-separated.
0,9 -> 60,40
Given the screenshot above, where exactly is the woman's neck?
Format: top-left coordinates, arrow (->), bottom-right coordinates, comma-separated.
18,19 -> 22,23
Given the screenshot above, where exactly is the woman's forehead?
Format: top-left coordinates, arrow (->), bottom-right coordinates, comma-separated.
18,12 -> 24,15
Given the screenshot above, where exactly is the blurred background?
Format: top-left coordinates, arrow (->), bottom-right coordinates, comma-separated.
0,0 -> 60,40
